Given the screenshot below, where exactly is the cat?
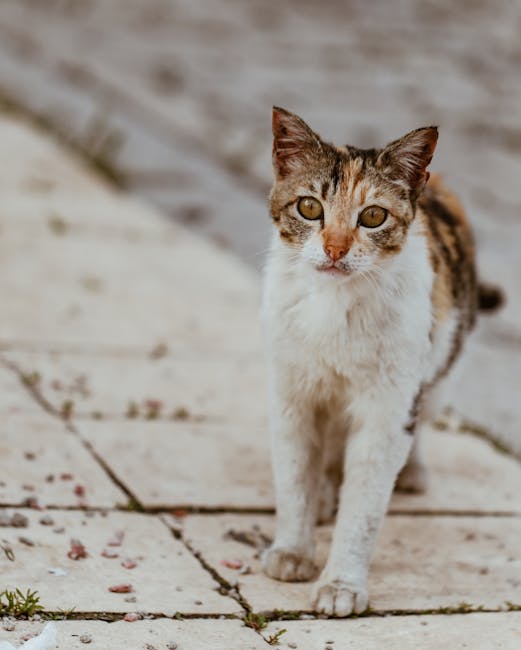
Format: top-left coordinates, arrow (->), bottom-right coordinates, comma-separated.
261,107 -> 503,616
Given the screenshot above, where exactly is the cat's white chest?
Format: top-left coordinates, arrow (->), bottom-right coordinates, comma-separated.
263,232 -> 435,401
287,282 -> 394,376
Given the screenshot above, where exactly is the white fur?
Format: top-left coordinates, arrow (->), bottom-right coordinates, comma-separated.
261,218 -> 449,616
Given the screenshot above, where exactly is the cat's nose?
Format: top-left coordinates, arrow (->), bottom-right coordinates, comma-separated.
324,242 -> 348,262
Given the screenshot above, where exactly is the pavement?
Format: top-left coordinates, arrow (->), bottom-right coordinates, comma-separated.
0,0 -> 520,459
0,104 -> 520,649
0,1 -> 519,648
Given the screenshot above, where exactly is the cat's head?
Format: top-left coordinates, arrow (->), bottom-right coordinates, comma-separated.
269,107 -> 438,279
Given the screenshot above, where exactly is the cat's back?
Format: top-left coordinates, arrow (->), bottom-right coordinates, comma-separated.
417,174 -> 478,332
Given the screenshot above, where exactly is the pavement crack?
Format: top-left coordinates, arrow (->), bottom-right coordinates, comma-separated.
160,516 -> 253,617
457,419 -> 521,463
0,352 -> 144,511
69,424 -> 145,511
0,354 -> 60,417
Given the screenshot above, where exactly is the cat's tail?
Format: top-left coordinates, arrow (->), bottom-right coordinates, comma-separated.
478,282 -> 505,313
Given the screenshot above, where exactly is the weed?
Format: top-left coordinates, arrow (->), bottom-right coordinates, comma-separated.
21,372 -> 41,388
266,628 -> 287,645
45,607 -> 76,620
126,400 -> 139,418
125,498 -> 144,512
0,588 -> 43,616
61,400 -> 74,420
244,611 -> 268,631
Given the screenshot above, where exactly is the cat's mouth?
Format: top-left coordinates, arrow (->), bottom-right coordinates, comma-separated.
315,263 -> 352,277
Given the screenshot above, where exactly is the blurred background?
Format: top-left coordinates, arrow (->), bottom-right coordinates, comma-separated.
0,0 -> 519,451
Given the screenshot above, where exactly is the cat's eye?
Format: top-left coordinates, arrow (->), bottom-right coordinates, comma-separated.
297,196 -> 323,220
358,205 -> 388,228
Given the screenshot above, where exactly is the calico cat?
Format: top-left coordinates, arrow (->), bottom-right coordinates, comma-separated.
262,107 -> 502,616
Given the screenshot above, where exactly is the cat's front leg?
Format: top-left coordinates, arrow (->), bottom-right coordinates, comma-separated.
262,390 -> 321,582
312,392 -> 414,616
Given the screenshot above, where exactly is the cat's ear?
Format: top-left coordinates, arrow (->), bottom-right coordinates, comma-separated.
377,126 -> 438,195
272,107 -> 323,178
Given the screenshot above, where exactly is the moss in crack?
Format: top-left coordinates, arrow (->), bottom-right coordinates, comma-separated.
244,611 -> 268,631
21,371 -> 41,388
44,606 -> 77,620
61,399 -> 74,420
505,601 -> 521,611
124,497 -> 145,513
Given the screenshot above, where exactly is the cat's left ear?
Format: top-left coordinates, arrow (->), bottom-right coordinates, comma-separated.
272,107 -> 323,179
377,126 -> 438,195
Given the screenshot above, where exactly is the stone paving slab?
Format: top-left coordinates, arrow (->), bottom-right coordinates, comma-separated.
78,417 -> 521,512
0,213 -> 260,352
0,192 -> 178,235
0,116 -> 109,196
0,619 -> 266,650
0,416 -> 125,508
0,510 -> 239,615
391,427 -> 521,514
264,613 -> 521,650
449,321 -> 521,458
177,514 -> 521,613
1,349 -> 267,425
79,420 -> 272,510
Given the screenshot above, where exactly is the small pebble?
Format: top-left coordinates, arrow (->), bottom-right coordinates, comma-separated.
48,567 -> 68,577
166,643 -> 178,650
124,596 -> 137,603
39,515 -> 55,526
74,484 -> 86,497
11,513 -> 29,528
22,496 -> 40,509
3,623 -> 15,632
109,584 -> 134,593
53,526 -> 66,534
288,644 -> 298,649
194,600 -> 203,605
68,538 -> 88,560
175,586 -> 183,592
124,612 -> 142,622
18,536 -> 35,547
79,634 -> 92,644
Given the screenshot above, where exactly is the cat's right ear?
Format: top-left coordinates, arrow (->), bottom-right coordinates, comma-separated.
272,107 -> 322,179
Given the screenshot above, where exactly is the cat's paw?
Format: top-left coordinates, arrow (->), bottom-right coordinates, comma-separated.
262,546 -> 317,582
395,460 -> 428,494
312,578 -> 368,617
